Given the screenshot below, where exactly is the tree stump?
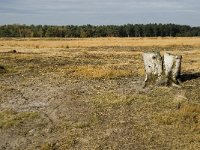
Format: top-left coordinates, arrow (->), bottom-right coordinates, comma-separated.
143,52 -> 182,87
143,52 -> 163,85
164,53 -> 182,85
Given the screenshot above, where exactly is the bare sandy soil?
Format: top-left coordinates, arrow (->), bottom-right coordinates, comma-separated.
0,38 -> 200,149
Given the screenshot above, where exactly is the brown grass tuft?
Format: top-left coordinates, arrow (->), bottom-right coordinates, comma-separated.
155,102 -> 200,132
71,65 -> 133,79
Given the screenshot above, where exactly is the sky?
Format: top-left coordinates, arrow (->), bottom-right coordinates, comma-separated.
0,0 -> 200,26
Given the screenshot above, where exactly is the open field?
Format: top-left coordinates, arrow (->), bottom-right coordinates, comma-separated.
0,37 -> 200,149
1,37 -> 200,49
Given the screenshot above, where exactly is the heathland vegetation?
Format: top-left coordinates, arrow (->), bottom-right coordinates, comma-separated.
0,23 -> 200,38
0,37 -> 200,149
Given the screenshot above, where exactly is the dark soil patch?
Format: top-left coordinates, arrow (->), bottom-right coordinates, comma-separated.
0,65 -> 6,73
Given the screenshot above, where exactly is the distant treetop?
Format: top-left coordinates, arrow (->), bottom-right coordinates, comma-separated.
0,23 -> 200,38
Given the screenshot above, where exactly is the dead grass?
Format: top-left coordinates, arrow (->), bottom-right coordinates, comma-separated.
155,102 -> 200,132
0,37 -> 200,149
70,65 -> 133,79
1,37 -> 200,49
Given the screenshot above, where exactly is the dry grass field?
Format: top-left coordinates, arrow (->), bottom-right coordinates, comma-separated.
0,37 -> 200,149
1,37 -> 200,48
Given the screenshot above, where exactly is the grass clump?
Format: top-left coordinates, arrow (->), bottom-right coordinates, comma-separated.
155,102 -> 200,132
71,65 -> 132,79
0,65 -> 6,73
0,110 -> 39,128
91,92 -> 144,106
40,142 -> 58,150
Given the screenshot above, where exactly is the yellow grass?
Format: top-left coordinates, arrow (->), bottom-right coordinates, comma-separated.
0,37 -> 199,75
1,37 -> 200,49
156,102 -> 200,131
0,37 -> 200,149
71,65 -> 133,79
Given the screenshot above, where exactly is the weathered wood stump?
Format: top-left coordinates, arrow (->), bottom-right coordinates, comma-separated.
164,53 -> 182,85
143,52 -> 163,85
143,52 -> 182,87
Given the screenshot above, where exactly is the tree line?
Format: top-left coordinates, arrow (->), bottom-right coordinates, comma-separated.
0,23 -> 200,38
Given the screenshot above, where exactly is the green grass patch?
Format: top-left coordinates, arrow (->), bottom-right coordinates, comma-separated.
0,110 -> 40,128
